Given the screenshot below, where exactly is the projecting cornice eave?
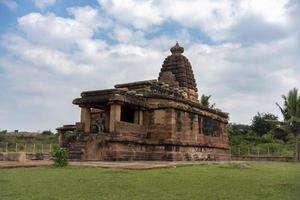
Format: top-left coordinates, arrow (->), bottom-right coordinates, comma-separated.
72,93 -> 148,108
144,93 -> 229,119
72,94 -> 113,106
80,88 -> 126,97
114,79 -> 157,89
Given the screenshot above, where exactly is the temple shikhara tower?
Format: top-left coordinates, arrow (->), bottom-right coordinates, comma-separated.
57,43 -> 230,161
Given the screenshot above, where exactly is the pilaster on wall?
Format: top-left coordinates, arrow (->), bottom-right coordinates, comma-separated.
104,108 -> 110,132
192,113 -> 199,141
109,103 -> 121,132
134,110 -> 139,124
169,109 -> 177,139
80,107 -> 91,133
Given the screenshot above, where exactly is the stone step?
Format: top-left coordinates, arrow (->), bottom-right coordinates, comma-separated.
73,142 -> 86,145
68,159 -> 81,161
66,132 -> 92,160
68,150 -> 83,159
70,145 -> 83,148
69,150 -> 82,154
71,144 -> 86,148
69,155 -> 82,160
76,135 -> 90,140
78,139 -> 89,142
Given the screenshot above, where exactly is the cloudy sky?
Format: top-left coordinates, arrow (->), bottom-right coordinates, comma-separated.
0,0 -> 299,131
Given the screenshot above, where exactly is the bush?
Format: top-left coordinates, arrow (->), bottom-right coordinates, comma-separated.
261,133 -> 274,143
53,147 -> 68,167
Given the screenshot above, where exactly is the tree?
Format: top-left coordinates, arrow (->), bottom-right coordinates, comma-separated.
0,130 -> 7,142
200,94 -> 215,109
270,127 -> 290,142
227,123 -> 260,145
251,112 -> 278,136
228,123 -> 251,136
41,130 -> 54,136
276,88 -> 300,162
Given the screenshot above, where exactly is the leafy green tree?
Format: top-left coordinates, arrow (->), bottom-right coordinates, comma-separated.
269,127 -> 290,142
251,112 -> 278,136
276,88 -> 300,162
228,123 -> 251,136
41,130 -> 54,136
0,130 -> 7,142
228,123 -> 258,145
200,94 -> 215,109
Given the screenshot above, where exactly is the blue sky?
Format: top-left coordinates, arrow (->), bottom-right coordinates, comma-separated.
0,0 -> 299,131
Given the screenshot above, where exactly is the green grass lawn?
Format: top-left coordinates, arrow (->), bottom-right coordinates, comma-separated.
0,162 -> 299,200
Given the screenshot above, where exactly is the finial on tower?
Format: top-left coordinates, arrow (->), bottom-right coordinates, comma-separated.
170,42 -> 184,54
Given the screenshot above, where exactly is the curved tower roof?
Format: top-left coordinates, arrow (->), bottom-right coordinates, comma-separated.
158,42 -> 198,92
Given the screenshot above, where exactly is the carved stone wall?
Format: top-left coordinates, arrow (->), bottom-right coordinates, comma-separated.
84,138 -> 230,161
114,121 -> 147,139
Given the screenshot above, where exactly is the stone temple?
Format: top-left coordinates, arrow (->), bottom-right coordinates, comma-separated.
57,43 -> 230,161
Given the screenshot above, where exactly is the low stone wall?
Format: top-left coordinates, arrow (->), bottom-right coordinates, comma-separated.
0,152 -> 52,161
0,152 -> 27,162
231,155 -> 294,162
26,152 -> 52,160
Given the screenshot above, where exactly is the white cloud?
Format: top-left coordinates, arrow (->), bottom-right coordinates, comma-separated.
240,0 -> 290,25
163,0 -> 239,40
1,34 -> 93,75
34,0 -> 56,9
100,0 -> 163,29
67,6 -> 112,31
18,12 -> 93,48
98,0 -> 291,41
109,25 -> 146,44
0,58 -> 81,131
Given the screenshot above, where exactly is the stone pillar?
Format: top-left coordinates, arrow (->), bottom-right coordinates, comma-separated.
58,130 -> 65,147
109,103 -> 121,132
80,107 -> 91,133
134,109 -> 144,125
138,110 -> 144,125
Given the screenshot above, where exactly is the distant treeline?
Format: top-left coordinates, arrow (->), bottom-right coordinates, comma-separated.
228,112 -> 296,156
229,112 -> 294,145
0,130 -> 58,144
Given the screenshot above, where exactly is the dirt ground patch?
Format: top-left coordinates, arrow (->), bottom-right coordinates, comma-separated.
0,160 -> 245,169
